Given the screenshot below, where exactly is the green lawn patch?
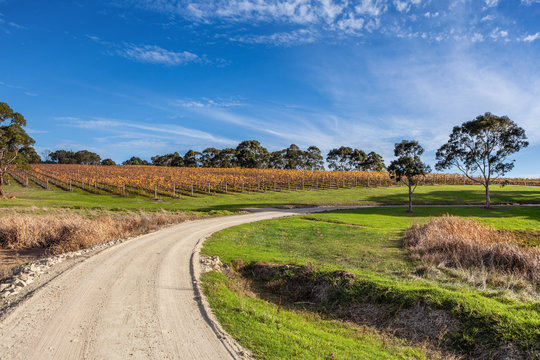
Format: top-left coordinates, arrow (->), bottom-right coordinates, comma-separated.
201,206 -> 540,357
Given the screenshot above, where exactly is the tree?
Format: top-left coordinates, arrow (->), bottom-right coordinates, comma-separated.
202,148 -> 221,168
303,146 -> 324,170
364,152 -> 386,171
19,147 -> 41,164
183,150 -> 202,167
122,156 -> 149,165
49,150 -> 101,164
50,150 -> 77,164
74,150 -> 101,165
326,146 -> 354,171
216,148 -> 237,168
283,144 -> 303,169
235,140 -> 269,168
435,113 -> 528,208
350,149 -> 368,170
0,102 -> 36,197
387,140 -> 431,213
269,150 -> 286,169
151,152 -> 183,167
101,158 -> 116,166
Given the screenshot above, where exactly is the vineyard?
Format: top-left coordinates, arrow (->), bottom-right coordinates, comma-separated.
5,164 -> 540,200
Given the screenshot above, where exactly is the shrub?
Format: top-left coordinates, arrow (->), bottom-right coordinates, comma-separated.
404,216 -> 540,284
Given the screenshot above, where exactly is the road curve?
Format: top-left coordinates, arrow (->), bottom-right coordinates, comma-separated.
0,209 -> 314,360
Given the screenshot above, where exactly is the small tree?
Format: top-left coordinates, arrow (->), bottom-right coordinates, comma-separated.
387,140 -> 431,213
122,156 -> 149,165
0,102 -> 35,198
435,113 -> 528,208
101,158 -> 116,166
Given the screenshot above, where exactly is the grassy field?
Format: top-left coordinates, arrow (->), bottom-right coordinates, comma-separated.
201,206 -> 540,359
2,181 -> 540,213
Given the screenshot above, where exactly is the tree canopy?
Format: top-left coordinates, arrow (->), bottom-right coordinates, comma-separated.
326,147 -> 385,171
48,150 -> 101,165
0,102 -> 36,197
435,113 -> 528,208
387,140 -> 431,212
235,140 -> 270,169
122,156 -> 149,165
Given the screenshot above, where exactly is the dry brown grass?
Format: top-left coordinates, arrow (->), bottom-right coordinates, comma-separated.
404,216 -> 540,285
0,212 -> 198,254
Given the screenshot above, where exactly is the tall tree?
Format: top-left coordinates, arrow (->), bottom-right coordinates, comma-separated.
235,140 -> 269,168
350,149 -> 368,170
122,156 -> 149,165
216,148 -> 238,168
49,150 -> 77,164
0,102 -> 36,197
49,150 -> 101,164
326,146 -> 354,171
435,113 -> 528,208
202,148 -> 221,168
151,152 -> 183,167
283,144 -> 303,169
183,150 -> 202,167
74,150 -> 101,165
364,151 -> 386,171
269,150 -> 286,169
387,140 -> 431,213
303,146 -> 324,170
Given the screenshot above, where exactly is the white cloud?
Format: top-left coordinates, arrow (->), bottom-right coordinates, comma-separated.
522,32 -> 540,42
356,0 -> 387,16
173,98 -> 243,108
394,1 -> 410,13
471,33 -> 484,42
230,28 -> 319,46
490,27 -> 508,40
118,44 -> 199,65
129,0 -> 538,45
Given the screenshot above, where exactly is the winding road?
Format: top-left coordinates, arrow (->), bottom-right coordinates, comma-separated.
0,209 -> 320,360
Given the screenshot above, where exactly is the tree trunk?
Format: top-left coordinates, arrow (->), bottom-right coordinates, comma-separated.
485,182 -> 491,209
408,182 -> 413,213
0,173 -> 4,198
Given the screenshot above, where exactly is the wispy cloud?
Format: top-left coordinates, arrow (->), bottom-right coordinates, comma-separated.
63,117 -> 235,144
522,32 -> 540,42
129,0 -> 538,45
118,44 -> 199,65
172,97 -> 243,108
230,28 -> 319,46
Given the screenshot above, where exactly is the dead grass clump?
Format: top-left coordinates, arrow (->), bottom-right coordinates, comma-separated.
0,213 -> 197,254
404,216 -> 540,284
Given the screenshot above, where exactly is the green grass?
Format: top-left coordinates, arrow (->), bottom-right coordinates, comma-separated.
2,181 -> 540,213
201,206 -> 540,357
203,206 -> 540,276
202,271 -> 428,360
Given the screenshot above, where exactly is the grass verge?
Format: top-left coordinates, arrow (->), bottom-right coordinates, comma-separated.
201,206 -> 540,358
202,271 -> 430,360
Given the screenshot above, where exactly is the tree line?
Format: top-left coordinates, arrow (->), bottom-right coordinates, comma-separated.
0,102 -> 530,210
45,141 -> 386,172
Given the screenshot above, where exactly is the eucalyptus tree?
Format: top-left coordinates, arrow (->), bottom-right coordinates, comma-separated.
435,113 -> 528,208
0,102 -> 36,197
387,140 -> 431,213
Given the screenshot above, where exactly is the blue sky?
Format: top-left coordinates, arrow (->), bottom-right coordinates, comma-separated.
1,0 -> 539,176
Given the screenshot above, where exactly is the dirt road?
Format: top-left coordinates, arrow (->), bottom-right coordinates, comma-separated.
0,209 -> 316,360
